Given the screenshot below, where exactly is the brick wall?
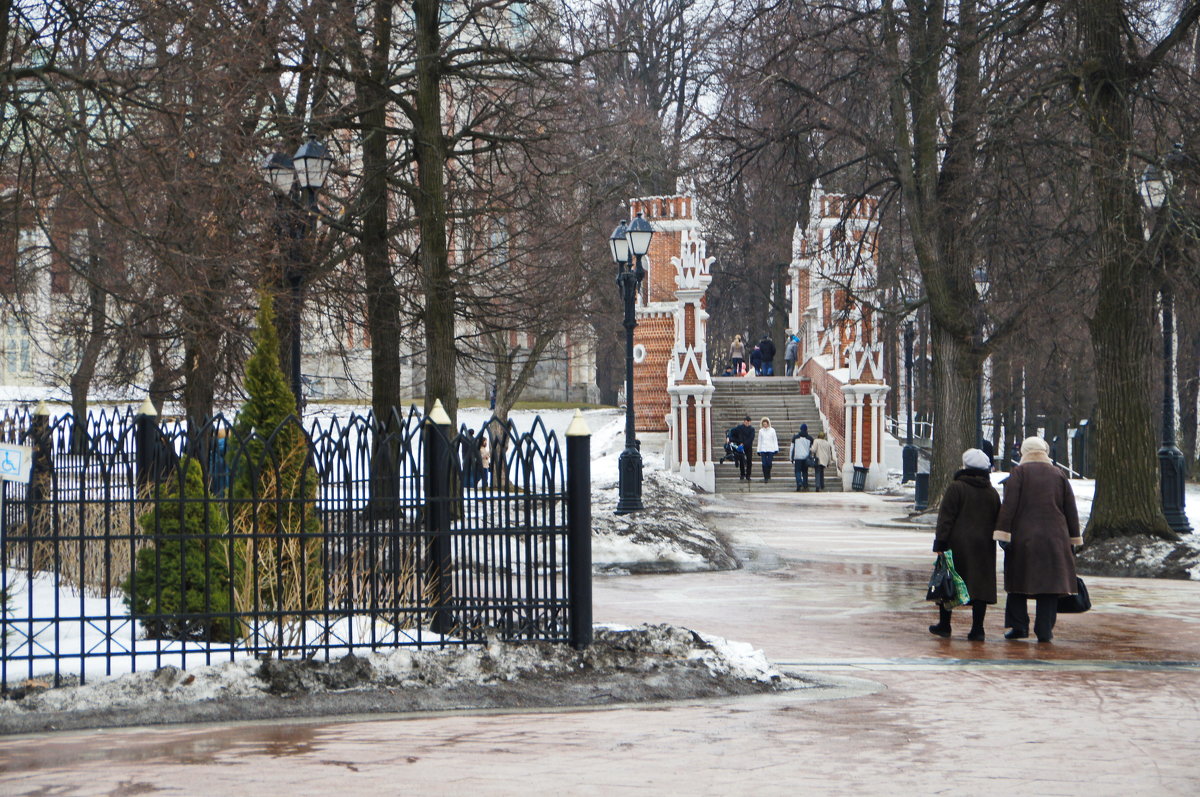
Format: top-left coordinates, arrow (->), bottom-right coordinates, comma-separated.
634,314 -> 673,432
800,357 -> 845,459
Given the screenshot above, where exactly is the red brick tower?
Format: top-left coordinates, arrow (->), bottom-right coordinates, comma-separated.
630,196 -> 698,433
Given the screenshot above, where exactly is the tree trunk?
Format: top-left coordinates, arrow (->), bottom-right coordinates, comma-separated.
413,0 -> 456,425
928,324 -> 978,498
68,249 -> 107,452
358,0 -> 401,424
1077,0 -> 1175,541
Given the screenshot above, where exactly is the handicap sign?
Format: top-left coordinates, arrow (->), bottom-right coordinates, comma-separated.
0,442 -> 34,484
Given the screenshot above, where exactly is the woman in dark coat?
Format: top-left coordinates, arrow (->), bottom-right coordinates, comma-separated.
930,448 -> 1000,640
993,436 -> 1083,643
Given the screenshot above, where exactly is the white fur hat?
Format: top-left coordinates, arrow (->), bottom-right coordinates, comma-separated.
1020,436 -> 1049,457
962,448 -> 990,470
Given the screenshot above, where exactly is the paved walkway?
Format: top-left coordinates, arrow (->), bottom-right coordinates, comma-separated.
2,492 -> 1199,795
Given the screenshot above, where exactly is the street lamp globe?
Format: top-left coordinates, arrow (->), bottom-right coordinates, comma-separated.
293,137 -> 335,190
626,212 -> 654,256
1139,163 -> 1169,211
609,220 -> 630,264
262,152 -> 296,193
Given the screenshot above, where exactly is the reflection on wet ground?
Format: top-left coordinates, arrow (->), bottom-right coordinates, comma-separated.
2,490 -> 1198,794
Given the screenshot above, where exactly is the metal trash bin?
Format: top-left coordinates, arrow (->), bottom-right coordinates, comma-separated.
914,472 -> 930,511
852,465 -> 869,492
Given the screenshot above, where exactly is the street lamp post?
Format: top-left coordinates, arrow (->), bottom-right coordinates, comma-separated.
972,266 -> 990,449
609,213 -> 653,514
262,137 -> 335,411
1138,148 -> 1192,535
901,320 -> 917,483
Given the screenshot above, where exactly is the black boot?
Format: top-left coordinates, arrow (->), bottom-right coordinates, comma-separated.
967,600 -> 986,641
928,606 -> 952,638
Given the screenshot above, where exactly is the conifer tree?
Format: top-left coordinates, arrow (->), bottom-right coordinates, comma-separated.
229,292 -> 324,641
122,458 -> 236,643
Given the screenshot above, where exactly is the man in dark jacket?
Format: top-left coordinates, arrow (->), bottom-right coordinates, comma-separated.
727,416 -> 756,480
758,334 -> 776,376
790,423 -> 815,491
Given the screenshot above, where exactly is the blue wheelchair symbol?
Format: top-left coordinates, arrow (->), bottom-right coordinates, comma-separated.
1,450 -> 19,475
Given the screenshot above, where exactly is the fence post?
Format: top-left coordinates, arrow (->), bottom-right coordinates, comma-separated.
425,399 -> 454,635
565,410 -> 593,649
135,397 -> 160,489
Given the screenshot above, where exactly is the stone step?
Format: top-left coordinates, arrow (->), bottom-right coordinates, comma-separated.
709,377 -> 836,494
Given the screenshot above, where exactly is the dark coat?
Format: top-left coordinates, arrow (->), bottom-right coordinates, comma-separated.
993,459 -> 1081,596
758,337 -> 776,362
728,423 -> 755,449
933,468 -> 1001,604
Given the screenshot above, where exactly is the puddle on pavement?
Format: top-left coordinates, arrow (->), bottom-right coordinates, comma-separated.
0,723 -> 328,772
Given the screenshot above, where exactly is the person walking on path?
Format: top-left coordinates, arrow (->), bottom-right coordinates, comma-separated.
929,448 -> 1001,640
749,345 -> 763,376
784,333 -> 799,376
729,334 -> 746,375
811,431 -> 835,491
757,334 -> 776,376
756,417 -> 780,482
993,436 -> 1083,643
728,416 -> 756,480
790,423 -> 815,491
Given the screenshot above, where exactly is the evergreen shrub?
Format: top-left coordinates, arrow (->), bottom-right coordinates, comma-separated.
121,457 -> 236,642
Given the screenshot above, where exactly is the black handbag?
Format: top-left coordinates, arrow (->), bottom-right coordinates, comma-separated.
925,555 -> 957,603
1057,577 -> 1092,613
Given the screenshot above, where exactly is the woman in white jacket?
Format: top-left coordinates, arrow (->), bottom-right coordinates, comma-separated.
756,417 -> 780,482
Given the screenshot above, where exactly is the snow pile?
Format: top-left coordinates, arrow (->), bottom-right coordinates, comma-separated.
0,624 -> 796,720
591,468 -> 737,574
1075,534 -> 1200,580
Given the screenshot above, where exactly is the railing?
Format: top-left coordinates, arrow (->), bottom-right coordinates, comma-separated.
0,406 -> 592,689
885,416 -> 935,444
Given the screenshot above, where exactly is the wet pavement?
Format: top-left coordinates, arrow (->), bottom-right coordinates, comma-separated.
2,491 -> 1199,795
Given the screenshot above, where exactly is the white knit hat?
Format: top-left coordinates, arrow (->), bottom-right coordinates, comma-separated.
962,448 -> 990,470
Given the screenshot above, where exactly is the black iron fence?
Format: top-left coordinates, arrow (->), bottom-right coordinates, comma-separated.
0,405 -> 592,689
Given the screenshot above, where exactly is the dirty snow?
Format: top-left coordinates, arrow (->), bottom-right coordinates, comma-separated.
0,624 -> 797,719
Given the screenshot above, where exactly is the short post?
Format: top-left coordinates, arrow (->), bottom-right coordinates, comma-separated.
424,399 -> 454,635
1074,420 -> 1090,478
565,410 -> 592,650
914,472 -> 930,512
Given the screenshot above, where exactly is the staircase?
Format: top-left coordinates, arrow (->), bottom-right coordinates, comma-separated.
710,376 -> 841,493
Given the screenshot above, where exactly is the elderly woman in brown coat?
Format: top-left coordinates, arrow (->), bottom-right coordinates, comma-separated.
993,436 -> 1083,643
929,448 -> 1000,640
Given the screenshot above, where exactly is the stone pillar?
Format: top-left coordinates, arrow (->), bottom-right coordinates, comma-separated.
666,230 -> 715,492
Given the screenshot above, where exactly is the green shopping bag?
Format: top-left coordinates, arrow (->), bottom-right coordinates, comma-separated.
940,551 -> 971,609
